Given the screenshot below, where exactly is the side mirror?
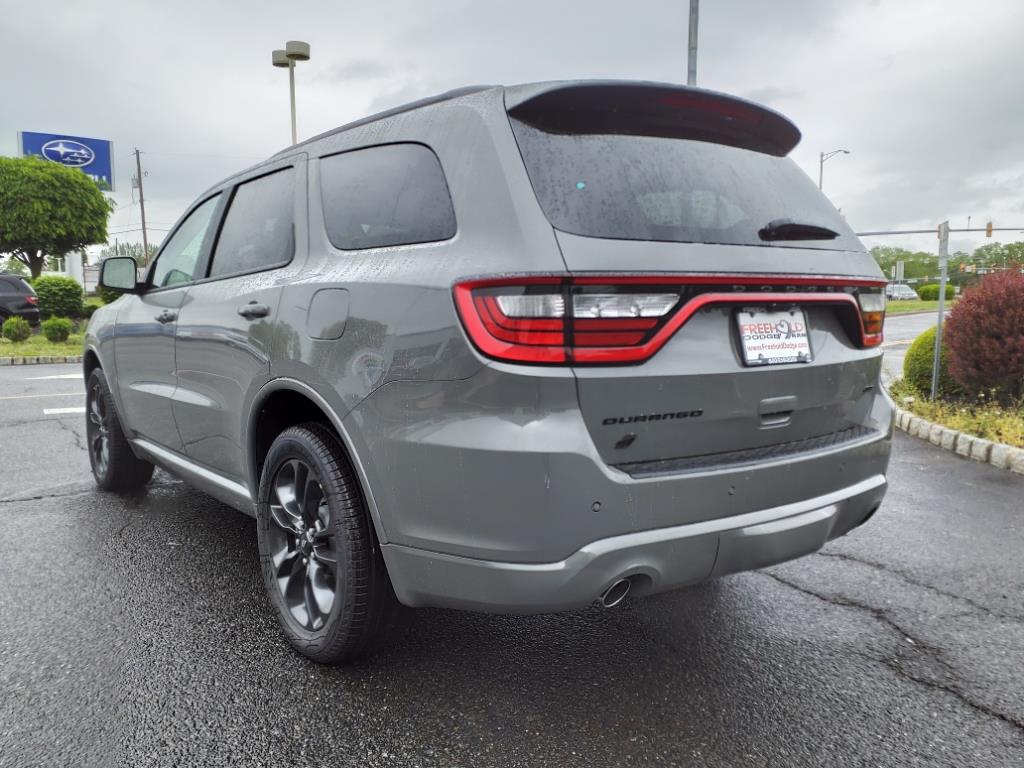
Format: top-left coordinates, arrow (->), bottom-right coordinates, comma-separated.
99,257 -> 141,293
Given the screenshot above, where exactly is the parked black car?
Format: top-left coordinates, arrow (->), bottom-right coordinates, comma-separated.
0,273 -> 40,326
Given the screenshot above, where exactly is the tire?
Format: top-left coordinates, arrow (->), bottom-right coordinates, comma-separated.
85,367 -> 155,491
256,423 -> 399,664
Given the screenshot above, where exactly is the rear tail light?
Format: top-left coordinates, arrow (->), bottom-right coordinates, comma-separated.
854,288 -> 886,347
25,296 -> 38,306
455,276 -> 886,365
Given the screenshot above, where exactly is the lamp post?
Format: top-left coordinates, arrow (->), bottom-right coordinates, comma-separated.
818,148 -> 850,191
272,41 -> 311,146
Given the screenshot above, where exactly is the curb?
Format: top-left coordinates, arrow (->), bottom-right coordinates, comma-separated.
0,355 -> 83,366
894,407 -> 1024,476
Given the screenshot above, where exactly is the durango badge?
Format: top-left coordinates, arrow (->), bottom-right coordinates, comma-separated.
602,410 -> 703,426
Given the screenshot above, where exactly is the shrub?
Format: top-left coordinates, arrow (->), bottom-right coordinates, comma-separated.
32,275 -> 84,318
903,325 -> 962,398
41,316 -> 73,343
944,270 -> 1024,401
81,303 -> 100,320
917,283 -> 955,301
2,316 -> 31,343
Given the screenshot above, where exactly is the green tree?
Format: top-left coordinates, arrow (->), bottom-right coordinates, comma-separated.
973,242 -> 1009,268
98,241 -> 158,266
1004,241 -> 1024,266
0,156 -> 112,279
0,257 -> 29,276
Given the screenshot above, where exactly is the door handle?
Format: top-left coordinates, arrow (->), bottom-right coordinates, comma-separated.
155,310 -> 177,324
237,302 -> 271,320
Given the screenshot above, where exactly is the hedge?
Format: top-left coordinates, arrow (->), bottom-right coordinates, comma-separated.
944,270 -> 1024,401
903,325 -> 962,398
2,316 -> 31,343
41,316 -> 73,343
32,275 -> 84,318
917,283 -> 955,301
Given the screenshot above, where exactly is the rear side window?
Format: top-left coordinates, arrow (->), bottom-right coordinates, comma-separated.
509,121 -> 860,251
319,143 -> 456,250
210,168 -> 295,278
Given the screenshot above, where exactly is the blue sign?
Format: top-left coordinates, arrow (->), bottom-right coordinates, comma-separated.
19,131 -> 115,191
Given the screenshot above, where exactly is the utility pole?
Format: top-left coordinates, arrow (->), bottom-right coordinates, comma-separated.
133,149 -> 149,260
930,221 -> 950,400
687,0 -> 699,86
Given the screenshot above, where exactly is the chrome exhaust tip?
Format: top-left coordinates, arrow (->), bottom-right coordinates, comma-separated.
600,578 -> 631,609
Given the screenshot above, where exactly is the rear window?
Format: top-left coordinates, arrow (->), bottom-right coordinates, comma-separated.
1,276 -> 31,293
319,143 -> 456,251
509,120 -> 859,251
210,168 -> 295,278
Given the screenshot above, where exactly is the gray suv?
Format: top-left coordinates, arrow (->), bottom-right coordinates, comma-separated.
86,81 -> 893,663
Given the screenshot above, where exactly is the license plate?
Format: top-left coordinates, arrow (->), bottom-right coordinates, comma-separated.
737,308 -> 812,366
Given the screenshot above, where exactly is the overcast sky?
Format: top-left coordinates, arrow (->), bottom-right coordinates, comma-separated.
3,0 -> 1022,255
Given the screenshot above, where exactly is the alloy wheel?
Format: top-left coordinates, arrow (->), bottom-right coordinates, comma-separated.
87,381 -> 110,477
267,458 -> 338,630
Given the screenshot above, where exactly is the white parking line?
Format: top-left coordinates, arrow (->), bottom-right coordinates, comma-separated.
43,407 -> 86,415
0,392 -> 85,400
25,373 -> 83,380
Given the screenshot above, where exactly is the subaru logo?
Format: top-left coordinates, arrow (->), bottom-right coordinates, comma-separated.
40,139 -> 95,168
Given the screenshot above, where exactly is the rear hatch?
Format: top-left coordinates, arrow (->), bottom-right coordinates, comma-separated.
505,82 -> 886,469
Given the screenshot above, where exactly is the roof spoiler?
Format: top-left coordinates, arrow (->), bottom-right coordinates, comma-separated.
505,81 -> 801,157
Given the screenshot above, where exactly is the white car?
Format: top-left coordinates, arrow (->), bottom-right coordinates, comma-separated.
886,284 -> 919,300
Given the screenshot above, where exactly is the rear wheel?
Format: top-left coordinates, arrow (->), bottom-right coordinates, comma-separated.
256,423 -> 398,664
85,368 -> 155,491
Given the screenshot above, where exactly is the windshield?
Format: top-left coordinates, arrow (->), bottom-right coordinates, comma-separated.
509,120 -> 861,251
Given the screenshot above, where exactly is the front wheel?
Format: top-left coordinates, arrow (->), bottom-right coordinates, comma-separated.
85,368 -> 155,491
256,423 -> 399,664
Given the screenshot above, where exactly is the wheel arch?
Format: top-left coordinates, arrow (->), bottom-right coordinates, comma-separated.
246,378 -> 388,545
83,347 -> 101,378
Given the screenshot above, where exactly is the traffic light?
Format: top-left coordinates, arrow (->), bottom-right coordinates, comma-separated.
986,221 -> 993,237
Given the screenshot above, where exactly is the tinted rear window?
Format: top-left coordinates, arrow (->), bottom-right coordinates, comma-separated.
210,168 -> 294,278
509,120 -> 859,250
320,143 -> 456,250
1,276 -> 30,293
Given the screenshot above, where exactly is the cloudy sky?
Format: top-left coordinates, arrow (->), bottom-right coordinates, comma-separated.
3,0 -> 1022,255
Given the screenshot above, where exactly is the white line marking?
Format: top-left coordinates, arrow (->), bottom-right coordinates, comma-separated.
26,373 -> 83,380
43,407 -> 86,415
0,392 -> 85,400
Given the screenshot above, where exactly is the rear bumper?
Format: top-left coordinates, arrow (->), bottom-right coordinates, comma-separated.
8,307 -> 40,326
382,473 -> 886,613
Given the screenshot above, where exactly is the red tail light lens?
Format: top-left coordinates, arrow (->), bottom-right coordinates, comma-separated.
455,279 -> 680,364
455,276 -> 886,365
25,296 -> 38,305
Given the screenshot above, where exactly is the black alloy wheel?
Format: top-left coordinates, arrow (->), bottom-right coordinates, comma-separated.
85,367 -> 154,491
266,457 -> 338,630
257,423 -> 399,663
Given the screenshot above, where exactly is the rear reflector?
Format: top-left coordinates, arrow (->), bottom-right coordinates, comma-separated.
454,276 -> 886,365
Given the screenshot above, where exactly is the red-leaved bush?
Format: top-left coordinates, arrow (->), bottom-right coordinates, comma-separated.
944,270 -> 1024,401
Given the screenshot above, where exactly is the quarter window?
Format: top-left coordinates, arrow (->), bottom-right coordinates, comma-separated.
320,143 -> 456,250
150,194 -> 221,288
209,168 -> 295,278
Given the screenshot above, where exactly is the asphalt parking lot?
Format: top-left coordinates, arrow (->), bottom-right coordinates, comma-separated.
1,321 -> 1021,767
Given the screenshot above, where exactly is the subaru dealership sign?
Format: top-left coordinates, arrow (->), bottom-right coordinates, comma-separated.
19,131 -> 114,191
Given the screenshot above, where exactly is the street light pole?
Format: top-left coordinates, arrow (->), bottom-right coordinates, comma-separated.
687,0 -> 699,86
818,148 -> 850,191
272,41 -> 311,146
288,59 -> 297,146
